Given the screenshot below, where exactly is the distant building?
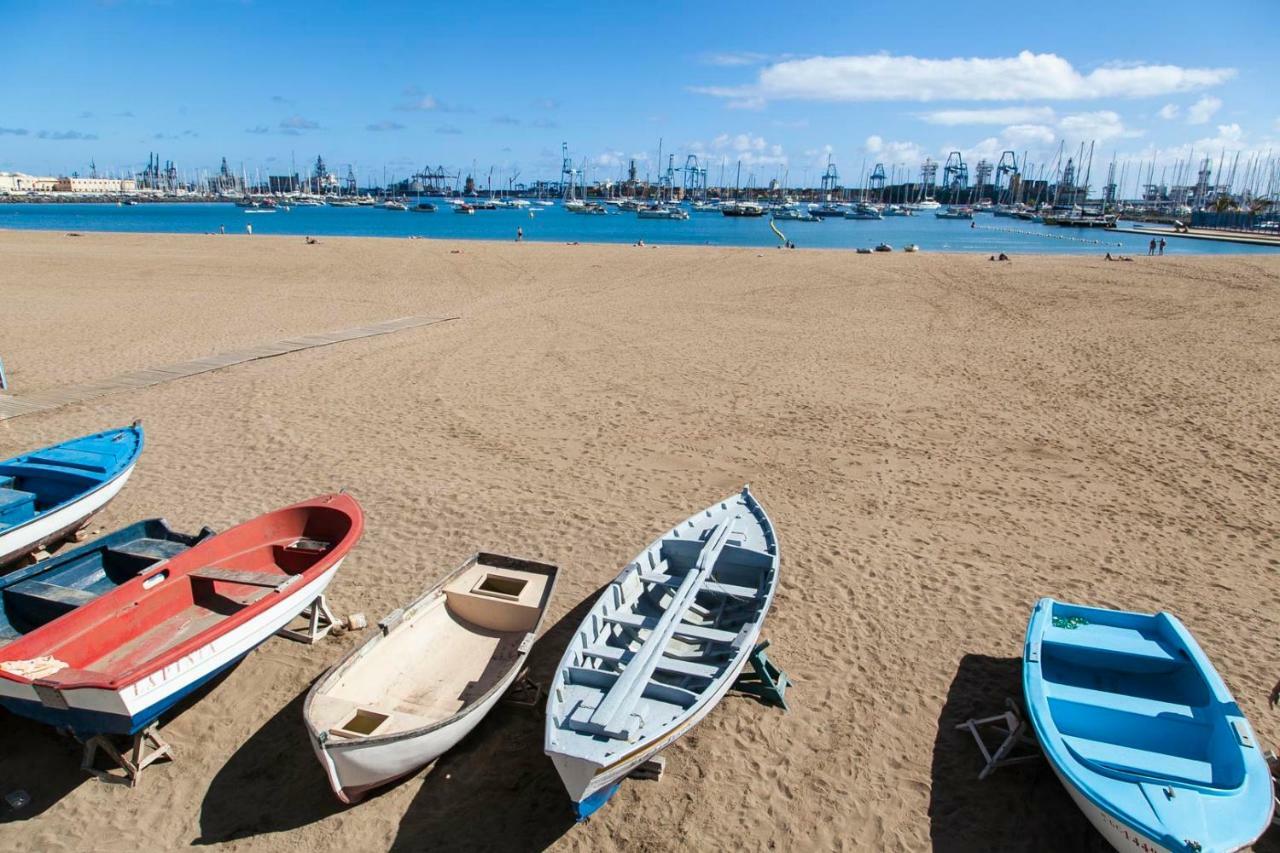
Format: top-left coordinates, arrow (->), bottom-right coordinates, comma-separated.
268,174 -> 300,193
54,176 -> 138,193
0,172 -> 58,193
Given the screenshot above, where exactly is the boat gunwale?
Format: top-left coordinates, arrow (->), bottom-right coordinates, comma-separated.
304,550 -> 559,752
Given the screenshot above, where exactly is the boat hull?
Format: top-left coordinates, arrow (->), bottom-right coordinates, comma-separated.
0,463 -> 135,566
0,560 -> 340,736
1050,762 -> 1173,853
556,635 -> 759,815
309,660 -> 520,804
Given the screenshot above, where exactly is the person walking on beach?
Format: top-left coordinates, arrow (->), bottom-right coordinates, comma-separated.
1148,238 -> 1156,256
516,226 -> 523,242
219,224 -> 225,235
246,223 -> 253,236
1158,238 -> 1166,255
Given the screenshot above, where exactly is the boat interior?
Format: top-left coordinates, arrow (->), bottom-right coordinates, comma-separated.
0,437 -> 128,534
0,520 -> 212,640
557,508 -> 776,742
1038,604 -> 1245,790
310,555 -> 556,741
1,504 -> 353,683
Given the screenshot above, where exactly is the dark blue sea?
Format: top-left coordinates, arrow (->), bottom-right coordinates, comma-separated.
0,202 -> 1272,255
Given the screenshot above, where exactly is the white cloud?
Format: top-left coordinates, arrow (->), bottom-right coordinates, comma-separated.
1186,95 -> 1221,124
695,51 -> 1235,104
727,96 -> 766,111
690,133 -> 788,167
920,106 -> 1056,125
702,52 -> 776,67
862,134 -> 926,165
1057,110 -> 1142,141
1000,124 -> 1057,148
1158,103 -> 1180,120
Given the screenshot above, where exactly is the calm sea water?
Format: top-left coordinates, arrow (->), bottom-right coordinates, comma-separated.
0,202 -> 1273,255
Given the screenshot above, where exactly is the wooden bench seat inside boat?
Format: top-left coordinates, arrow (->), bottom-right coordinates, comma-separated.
0,486 -> 37,529
4,579 -> 97,623
310,558 -> 548,739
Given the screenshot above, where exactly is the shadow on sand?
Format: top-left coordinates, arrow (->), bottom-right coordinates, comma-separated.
195,679 -> 344,844
928,653 -> 1107,853
0,659 -> 244,823
387,586 -> 610,852
0,713 -> 87,822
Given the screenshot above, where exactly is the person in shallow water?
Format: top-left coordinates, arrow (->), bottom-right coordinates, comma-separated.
516,226 -> 523,242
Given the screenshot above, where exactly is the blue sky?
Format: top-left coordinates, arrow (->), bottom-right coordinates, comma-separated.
1,0 -> 1276,192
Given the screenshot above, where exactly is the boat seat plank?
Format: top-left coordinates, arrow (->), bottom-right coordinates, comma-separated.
673,623 -> 738,644
109,539 -> 188,562
1043,624 -> 1178,665
640,572 -> 759,599
5,579 -> 97,609
656,655 -> 719,680
1047,681 -> 1198,721
0,486 -> 37,526
1060,734 -> 1214,786
189,567 -> 293,588
583,643 -> 719,680
602,611 -> 656,632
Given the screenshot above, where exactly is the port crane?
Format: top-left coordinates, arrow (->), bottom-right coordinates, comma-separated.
943,151 -> 968,193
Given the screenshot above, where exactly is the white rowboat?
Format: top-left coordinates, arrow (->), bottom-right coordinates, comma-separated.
304,552 -> 559,803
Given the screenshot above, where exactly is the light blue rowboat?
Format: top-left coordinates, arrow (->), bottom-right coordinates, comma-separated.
1024,598 -> 1274,852
545,486 -> 779,819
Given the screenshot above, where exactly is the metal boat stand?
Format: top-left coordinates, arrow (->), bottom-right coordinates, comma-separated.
732,640 -> 792,711
1267,750 -> 1280,826
81,724 -> 173,787
276,595 -> 336,644
955,698 -> 1041,780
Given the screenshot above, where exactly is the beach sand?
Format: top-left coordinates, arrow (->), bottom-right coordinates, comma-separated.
0,230 -> 1277,852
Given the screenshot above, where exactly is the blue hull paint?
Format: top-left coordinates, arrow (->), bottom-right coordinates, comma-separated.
573,783 -> 620,821
0,651 -> 248,737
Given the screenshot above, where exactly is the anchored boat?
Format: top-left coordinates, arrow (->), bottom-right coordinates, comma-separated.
1024,598 -> 1274,852
0,493 -> 363,736
545,486 -> 779,819
0,519 -> 215,644
0,423 -> 143,567
305,552 -> 558,803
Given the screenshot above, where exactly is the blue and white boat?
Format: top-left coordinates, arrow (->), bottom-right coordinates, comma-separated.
545,486 -> 779,819
0,424 -> 144,567
0,519 -> 214,644
1024,598 -> 1274,852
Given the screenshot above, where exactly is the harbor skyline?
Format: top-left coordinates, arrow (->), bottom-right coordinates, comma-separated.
2,0 -> 1277,189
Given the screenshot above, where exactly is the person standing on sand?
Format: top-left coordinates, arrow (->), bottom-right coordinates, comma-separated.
1159,238 -> 1166,255
246,223 -> 253,236
220,224 -> 225,235
1149,238 -> 1156,256
516,226 -> 523,242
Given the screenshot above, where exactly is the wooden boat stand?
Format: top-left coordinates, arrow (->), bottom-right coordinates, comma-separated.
81,724 -> 173,787
276,595 -> 336,645
732,640 -> 791,711
954,698 -> 1041,780
1268,750 -> 1280,826
502,667 -> 544,709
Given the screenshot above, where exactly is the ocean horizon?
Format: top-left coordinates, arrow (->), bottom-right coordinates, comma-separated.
1,202 -> 1272,255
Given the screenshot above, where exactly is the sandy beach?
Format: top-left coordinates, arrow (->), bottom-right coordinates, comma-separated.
0,230 -> 1277,852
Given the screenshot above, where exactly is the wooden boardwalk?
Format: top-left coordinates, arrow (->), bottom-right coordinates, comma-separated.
0,314 -> 456,421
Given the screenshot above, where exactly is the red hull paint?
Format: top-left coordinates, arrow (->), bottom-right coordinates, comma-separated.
0,494 -> 364,693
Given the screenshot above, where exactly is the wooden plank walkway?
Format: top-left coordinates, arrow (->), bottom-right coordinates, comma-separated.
0,314 -> 456,421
